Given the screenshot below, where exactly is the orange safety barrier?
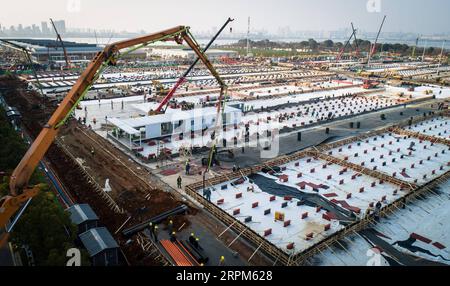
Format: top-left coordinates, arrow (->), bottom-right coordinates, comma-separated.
160,239 -> 195,266
175,241 -> 200,266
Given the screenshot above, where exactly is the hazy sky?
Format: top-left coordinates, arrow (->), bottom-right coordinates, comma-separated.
1,0 -> 449,34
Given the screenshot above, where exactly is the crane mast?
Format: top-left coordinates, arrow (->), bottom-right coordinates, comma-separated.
351,23 -> 360,57
367,15 -> 386,66
337,27 -> 357,61
411,36 -> 420,58
50,18 -> 71,69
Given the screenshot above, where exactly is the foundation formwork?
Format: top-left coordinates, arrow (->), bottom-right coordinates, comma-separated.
185,111 -> 450,265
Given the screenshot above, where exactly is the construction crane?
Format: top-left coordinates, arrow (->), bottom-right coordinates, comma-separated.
49,18 -> 71,69
367,15 -> 387,66
152,18 -> 234,114
0,25 -> 225,247
351,23 -> 360,57
0,39 -> 46,104
336,27 -> 357,62
152,80 -> 169,98
411,36 -> 420,58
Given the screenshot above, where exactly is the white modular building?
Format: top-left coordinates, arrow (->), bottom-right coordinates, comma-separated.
108,106 -> 242,150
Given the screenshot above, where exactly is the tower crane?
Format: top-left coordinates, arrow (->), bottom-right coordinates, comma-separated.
367,15 -> 387,65
411,36 -> 420,58
336,28 -> 357,62
50,18 -> 71,69
351,23 -> 360,57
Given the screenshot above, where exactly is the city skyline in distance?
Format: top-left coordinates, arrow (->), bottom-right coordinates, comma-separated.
1,0 -> 449,36
1,18 -> 449,44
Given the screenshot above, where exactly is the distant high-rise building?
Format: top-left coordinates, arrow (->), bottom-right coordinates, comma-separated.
52,20 -> 66,34
41,21 -> 50,35
31,24 -> 40,35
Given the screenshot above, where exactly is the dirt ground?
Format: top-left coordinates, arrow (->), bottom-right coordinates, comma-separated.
58,123 -> 185,220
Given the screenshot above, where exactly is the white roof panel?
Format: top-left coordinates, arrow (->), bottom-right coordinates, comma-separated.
108,117 -> 140,135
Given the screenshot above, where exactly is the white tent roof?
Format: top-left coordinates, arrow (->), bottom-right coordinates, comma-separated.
108,117 -> 140,135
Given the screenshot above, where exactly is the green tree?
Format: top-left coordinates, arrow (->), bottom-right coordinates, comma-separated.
322,40 -> 334,48
0,112 -> 27,171
308,38 -> 318,50
10,190 -> 78,266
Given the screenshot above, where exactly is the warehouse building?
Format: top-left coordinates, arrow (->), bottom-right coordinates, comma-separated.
0,39 -> 102,64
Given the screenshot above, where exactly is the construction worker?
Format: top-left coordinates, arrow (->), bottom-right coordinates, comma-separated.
401,197 -> 406,209
149,222 -> 155,239
374,201 -> 382,221
185,160 -> 191,175
170,231 -> 177,242
194,237 -> 200,249
168,220 -> 174,234
189,233 -> 196,245
203,188 -> 211,201
365,206 -> 372,218
219,256 -> 225,266
177,175 -> 182,189
91,147 -> 95,156
154,224 -> 159,242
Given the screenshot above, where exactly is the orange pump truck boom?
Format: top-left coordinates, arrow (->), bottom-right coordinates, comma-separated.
0,24 -> 226,247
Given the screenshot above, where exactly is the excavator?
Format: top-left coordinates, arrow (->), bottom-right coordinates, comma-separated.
151,80 -> 169,97
0,24 -> 229,248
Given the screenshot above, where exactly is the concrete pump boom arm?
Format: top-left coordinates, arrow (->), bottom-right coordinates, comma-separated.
8,25 -> 193,195
1,25 -> 224,233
